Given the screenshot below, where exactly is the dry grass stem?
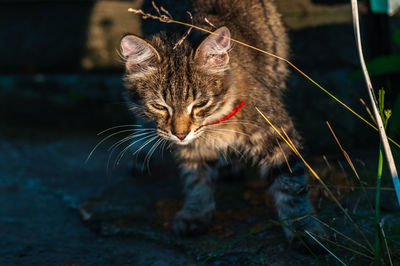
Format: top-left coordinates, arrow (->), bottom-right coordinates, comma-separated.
173,12 -> 193,49
275,137 -> 292,173
326,121 -> 359,179
360,98 -> 377,125
325,121 -> 374,212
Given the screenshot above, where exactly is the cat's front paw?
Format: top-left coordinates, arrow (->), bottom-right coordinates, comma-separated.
173,211 -> 213,236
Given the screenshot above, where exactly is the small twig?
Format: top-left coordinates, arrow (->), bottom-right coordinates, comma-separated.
173,12 -> 193,50
160,6 -> 173,19
151,1 -> 162,17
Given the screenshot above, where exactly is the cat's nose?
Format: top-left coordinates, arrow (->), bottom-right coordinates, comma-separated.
174,132 -> 188,141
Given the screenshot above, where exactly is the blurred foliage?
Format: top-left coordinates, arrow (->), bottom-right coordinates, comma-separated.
352,29 -> 400,78
394,29 -> 400,45
351,29 -> 400,141
389,96 -> 400,140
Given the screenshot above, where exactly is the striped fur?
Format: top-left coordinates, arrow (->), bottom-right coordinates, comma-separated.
121,0 -> 323,249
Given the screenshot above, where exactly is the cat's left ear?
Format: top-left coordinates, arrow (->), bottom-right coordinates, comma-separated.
120,34 -> 161,77
194,27 -> 231,73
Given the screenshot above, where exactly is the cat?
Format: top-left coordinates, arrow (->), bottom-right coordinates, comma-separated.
120,0 -> 324,252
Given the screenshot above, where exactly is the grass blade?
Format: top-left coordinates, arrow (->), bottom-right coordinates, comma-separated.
305,230 -> 348,266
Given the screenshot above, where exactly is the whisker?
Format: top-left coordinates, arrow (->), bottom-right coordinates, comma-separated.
213,119 -> 262,127
108,131 -> 152,151
106,131 -> 158,171
86,129 -> 137,163
127,134 -> 160,168
202,128 -> 250,137
143,137 -> 164,173
132,128 -> 158,133
143,137 -> 161,172
106,135 -> 135,172
115,133 -> 158,166
197,134 -> 230,163
97,124 -> 142,135
132,135 -> 159,157
166,141 -> 174,151
160,139 -> 168,160
197,130 -> 247,161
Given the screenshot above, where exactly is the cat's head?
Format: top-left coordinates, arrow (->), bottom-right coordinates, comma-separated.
120,27 -> 233,145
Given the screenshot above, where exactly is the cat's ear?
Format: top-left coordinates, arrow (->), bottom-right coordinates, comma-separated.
194,27 -> 231,73
120,35 -> 161,77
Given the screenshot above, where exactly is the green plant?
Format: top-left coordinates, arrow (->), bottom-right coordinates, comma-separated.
352,29 -> 400,78
375,89 -> 393,265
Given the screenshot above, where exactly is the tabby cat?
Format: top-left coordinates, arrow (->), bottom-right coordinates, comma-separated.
120,0 -> 324,251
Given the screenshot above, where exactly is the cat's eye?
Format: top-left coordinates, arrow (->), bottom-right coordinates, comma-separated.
193,101 -> 208,109
152,103 -> 167,111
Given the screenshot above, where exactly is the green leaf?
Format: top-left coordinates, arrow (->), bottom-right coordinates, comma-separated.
351,54 -> 400,78
394,29 -> 400,46
379,89 -> 385,115
389,95 -> 400,139
384,109 -> 392,120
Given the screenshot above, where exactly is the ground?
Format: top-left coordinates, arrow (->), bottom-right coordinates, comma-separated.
1,74 -> 399,265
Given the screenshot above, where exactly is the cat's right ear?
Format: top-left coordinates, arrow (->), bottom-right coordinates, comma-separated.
120,35 -> 160,77
194,27 -> 231,74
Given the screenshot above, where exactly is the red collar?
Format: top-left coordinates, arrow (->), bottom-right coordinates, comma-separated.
206,101 -> 245,126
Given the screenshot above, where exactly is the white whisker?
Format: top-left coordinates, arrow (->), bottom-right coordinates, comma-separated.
108,131 -> 151,151
115,133 -> 158,166
86,129 -> 137,163
202,128 -> 250,137
160,139 -> 168,160
143,137 -> 164,173
106,131 -> 157,171
97,124 -> 142,135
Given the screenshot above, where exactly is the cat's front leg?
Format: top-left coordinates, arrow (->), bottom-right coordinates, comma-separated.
262,156 -> 326,253
173,162 -> 217,236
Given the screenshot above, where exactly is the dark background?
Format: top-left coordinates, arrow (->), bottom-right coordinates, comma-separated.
1,0 -> 399,264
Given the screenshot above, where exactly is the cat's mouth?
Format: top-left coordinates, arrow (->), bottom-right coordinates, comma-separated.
157,128 -> 199,145
171,130 -> 196,145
